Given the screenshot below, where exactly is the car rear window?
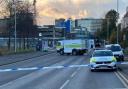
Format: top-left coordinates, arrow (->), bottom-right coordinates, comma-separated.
93,51 -> 113,57
110,46 -> 121,52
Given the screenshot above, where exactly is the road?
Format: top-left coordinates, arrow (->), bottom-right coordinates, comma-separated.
0,53 -> 127,89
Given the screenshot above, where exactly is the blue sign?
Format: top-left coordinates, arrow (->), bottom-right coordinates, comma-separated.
65,19 -> 71,32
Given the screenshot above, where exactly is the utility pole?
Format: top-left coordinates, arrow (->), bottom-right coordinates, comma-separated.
107,18 -> 109,42
13,0 -> 17,52
117,0 -> 119,44
33,0 -> 37,25
53,26 -> 55,48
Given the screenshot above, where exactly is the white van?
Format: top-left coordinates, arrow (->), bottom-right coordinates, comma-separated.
56,39 -> 88,55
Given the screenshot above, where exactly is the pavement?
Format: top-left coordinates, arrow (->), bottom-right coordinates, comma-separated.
0,52 -> 128,89
0,49 -> 55,66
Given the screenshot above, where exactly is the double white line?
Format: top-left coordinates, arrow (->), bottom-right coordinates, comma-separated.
115,71 -> 128,88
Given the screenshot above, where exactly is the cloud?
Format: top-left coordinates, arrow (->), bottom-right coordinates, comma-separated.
36,0 -> 128,25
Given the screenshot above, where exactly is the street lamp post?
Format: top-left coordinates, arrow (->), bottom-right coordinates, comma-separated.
53,27 -> 55,48
107,18 -> 110,42
13,0 -> 17,52
117,0 -> 119,44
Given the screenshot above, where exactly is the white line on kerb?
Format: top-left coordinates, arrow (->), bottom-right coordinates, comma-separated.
60,80 -> 70,89
114,72 -> 128,88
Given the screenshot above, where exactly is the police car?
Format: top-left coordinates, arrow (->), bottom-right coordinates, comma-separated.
90,50 -> 117,72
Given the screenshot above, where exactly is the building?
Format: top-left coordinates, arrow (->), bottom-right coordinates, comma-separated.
121,7 -> 128,30
38,25 -> 64,47
55,18 -> 72,33
54,18 -> 103,39
72,18 -> 104,35
55,18 -> 65,27
68,26 -> 89,39
65,18 -> 72,33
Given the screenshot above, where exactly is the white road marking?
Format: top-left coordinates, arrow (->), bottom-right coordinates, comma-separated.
115,72 -> 128,88
60,80 -> 70,89
117,71 -> 128,84
71,71 -> 77,78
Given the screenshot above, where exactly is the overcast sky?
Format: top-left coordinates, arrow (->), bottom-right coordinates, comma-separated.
36,0 -> 128,25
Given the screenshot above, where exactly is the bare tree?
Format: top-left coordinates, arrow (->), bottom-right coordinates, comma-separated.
6,0 -> 37,50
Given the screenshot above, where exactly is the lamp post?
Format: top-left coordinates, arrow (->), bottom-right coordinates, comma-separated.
53,26 -> 55,48
117,0 -> 119,44
13,0 -> 17,52
107,18 -> 110,42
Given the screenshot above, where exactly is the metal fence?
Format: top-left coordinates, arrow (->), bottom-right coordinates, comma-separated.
0,37 -> 38,50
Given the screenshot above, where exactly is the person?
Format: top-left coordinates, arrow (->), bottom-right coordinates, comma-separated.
36,41 -> 42,51
36,44 -> 40,51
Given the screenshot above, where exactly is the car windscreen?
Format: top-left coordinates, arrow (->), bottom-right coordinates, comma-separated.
93,51 -> 113,57
110,46 -> 121,52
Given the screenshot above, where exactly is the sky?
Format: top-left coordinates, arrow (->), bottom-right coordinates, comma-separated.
35,0 -> 128,26
1,0 -> 125,25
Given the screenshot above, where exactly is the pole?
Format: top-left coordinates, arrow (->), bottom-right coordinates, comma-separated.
14,0 -> 17,52
107,19 -> 109,42
53,27 -> 55,47
64,28 -> 66,40
117,0 -> 119,44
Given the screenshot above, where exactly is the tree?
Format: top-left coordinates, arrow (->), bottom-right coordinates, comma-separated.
96,9 -> 119,43
6,0 -> 37,50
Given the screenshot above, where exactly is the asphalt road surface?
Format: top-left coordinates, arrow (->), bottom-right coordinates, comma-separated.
0,53 -> 127,89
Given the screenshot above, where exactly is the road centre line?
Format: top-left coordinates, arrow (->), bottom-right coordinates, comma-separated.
71,71 -> 77,78
60,80 -> 70,89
